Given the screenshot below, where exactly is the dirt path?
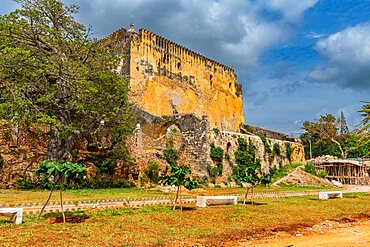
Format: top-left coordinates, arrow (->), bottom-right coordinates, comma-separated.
246,216 -> 370,246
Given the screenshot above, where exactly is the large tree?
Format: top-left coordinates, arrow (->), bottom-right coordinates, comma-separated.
302,114 -> 347,158
337,111 -> 349,135
0,0 -> 132,161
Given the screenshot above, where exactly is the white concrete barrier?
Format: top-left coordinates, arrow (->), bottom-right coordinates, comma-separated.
318,191 -> 343,200
0,208 -> 23,224
196,196 -> 237,207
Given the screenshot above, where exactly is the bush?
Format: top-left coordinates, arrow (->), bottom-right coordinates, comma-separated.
163,148 -> 179,165
304,163 -> 327,178
237,137 -> 248,151
210,143 -> 223,163
207,163 -> 223,177
14,176 -> 135,190
304,163 -> 317,175
144,162 -> 160,184
88,153 -> 117,176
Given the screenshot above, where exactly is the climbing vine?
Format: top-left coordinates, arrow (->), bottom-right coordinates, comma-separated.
285,143 -> 293,162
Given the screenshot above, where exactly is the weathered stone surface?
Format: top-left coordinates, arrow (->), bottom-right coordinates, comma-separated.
126,111 -> 305,183
0,120 -> 48,185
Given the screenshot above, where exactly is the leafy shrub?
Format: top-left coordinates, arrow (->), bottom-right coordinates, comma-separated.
207,163 -> 223,177
212,127 -> 220,134
237,137 -> 248,151
210,143 -> 223,163
163,148 -> 179,165
15,176 -> 135,189
88,153 -> 117,176
304,163 -> 327,178
317,169 -> 328,178
144,162 -> 160,184
304,163 -> 317,175
273,143 -> 281,156
233,141 -> 261,186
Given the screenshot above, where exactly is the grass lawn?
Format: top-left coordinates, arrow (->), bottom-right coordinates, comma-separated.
0,185 -> 338,205
0,192 -> 369,246
0,188 -> 172,205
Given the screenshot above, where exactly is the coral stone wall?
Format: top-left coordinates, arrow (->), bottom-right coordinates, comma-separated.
102,27 -> 244,131
0,121 -> 48,185
126,112 -> 305,184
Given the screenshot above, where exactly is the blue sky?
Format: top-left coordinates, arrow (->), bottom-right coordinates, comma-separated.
1,0 -> 370,135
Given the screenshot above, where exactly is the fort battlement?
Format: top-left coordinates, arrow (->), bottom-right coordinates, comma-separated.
139,28 -> 236,80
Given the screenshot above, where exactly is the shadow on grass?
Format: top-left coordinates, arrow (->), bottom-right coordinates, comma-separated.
43,211 -> 89,224
0,218 -> 13,225
240,201 -> 267,206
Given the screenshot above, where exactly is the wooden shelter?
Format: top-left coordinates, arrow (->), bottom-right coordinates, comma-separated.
314,159 -> 369,185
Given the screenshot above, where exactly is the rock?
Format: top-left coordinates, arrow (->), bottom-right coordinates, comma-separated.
208,183 -> 215,188
229,181 -> 237,187
332,180 -> 343,187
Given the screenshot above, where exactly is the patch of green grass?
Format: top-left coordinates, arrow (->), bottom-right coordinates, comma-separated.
272,162 -> 302,180
0,188 -> 171,205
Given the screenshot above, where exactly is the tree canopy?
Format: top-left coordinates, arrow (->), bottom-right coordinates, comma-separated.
301,112 -> 370,159
0,0 -> 132,161
302,114 -> 348,158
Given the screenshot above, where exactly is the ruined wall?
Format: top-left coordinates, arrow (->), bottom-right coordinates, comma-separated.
126,111 -> 305,185
0,121 -> 48,185
102,27 -> 244,131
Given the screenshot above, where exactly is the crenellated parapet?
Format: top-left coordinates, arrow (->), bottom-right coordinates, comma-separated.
139,28 -> 237,79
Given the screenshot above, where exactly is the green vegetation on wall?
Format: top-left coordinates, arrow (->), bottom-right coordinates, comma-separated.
163,148 -> 179,165
260,137 -> 272,154
232,137 -> 261,186
285,143 -> 293,162
273,143 -> 281,156
210,142 -> 224,163
143,162 -> 160,184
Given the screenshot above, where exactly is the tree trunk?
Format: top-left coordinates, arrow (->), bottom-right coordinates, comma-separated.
46,127 -> 80,162
331,138 -> 346,159
252,187 -> 254,205
173,186 -> 180,210
179,186 -> 182,211
37,185 -> 55,220
37,177 -> 61,220
60,184 -> 65,223
243,187 -> 250,205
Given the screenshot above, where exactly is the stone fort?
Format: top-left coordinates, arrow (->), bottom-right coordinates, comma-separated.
99,24 -> 304,181
101,24 -> 244,132
0,24 -> 304,185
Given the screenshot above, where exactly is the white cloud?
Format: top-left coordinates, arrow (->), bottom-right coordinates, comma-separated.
309,22 -> 370,89
57,0 -> 317,68
262,0 -> 318,21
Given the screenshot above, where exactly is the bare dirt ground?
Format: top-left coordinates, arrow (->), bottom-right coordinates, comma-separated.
248,215 -> 370,246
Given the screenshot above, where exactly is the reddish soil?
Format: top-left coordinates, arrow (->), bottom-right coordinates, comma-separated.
165,212 -> 370,246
